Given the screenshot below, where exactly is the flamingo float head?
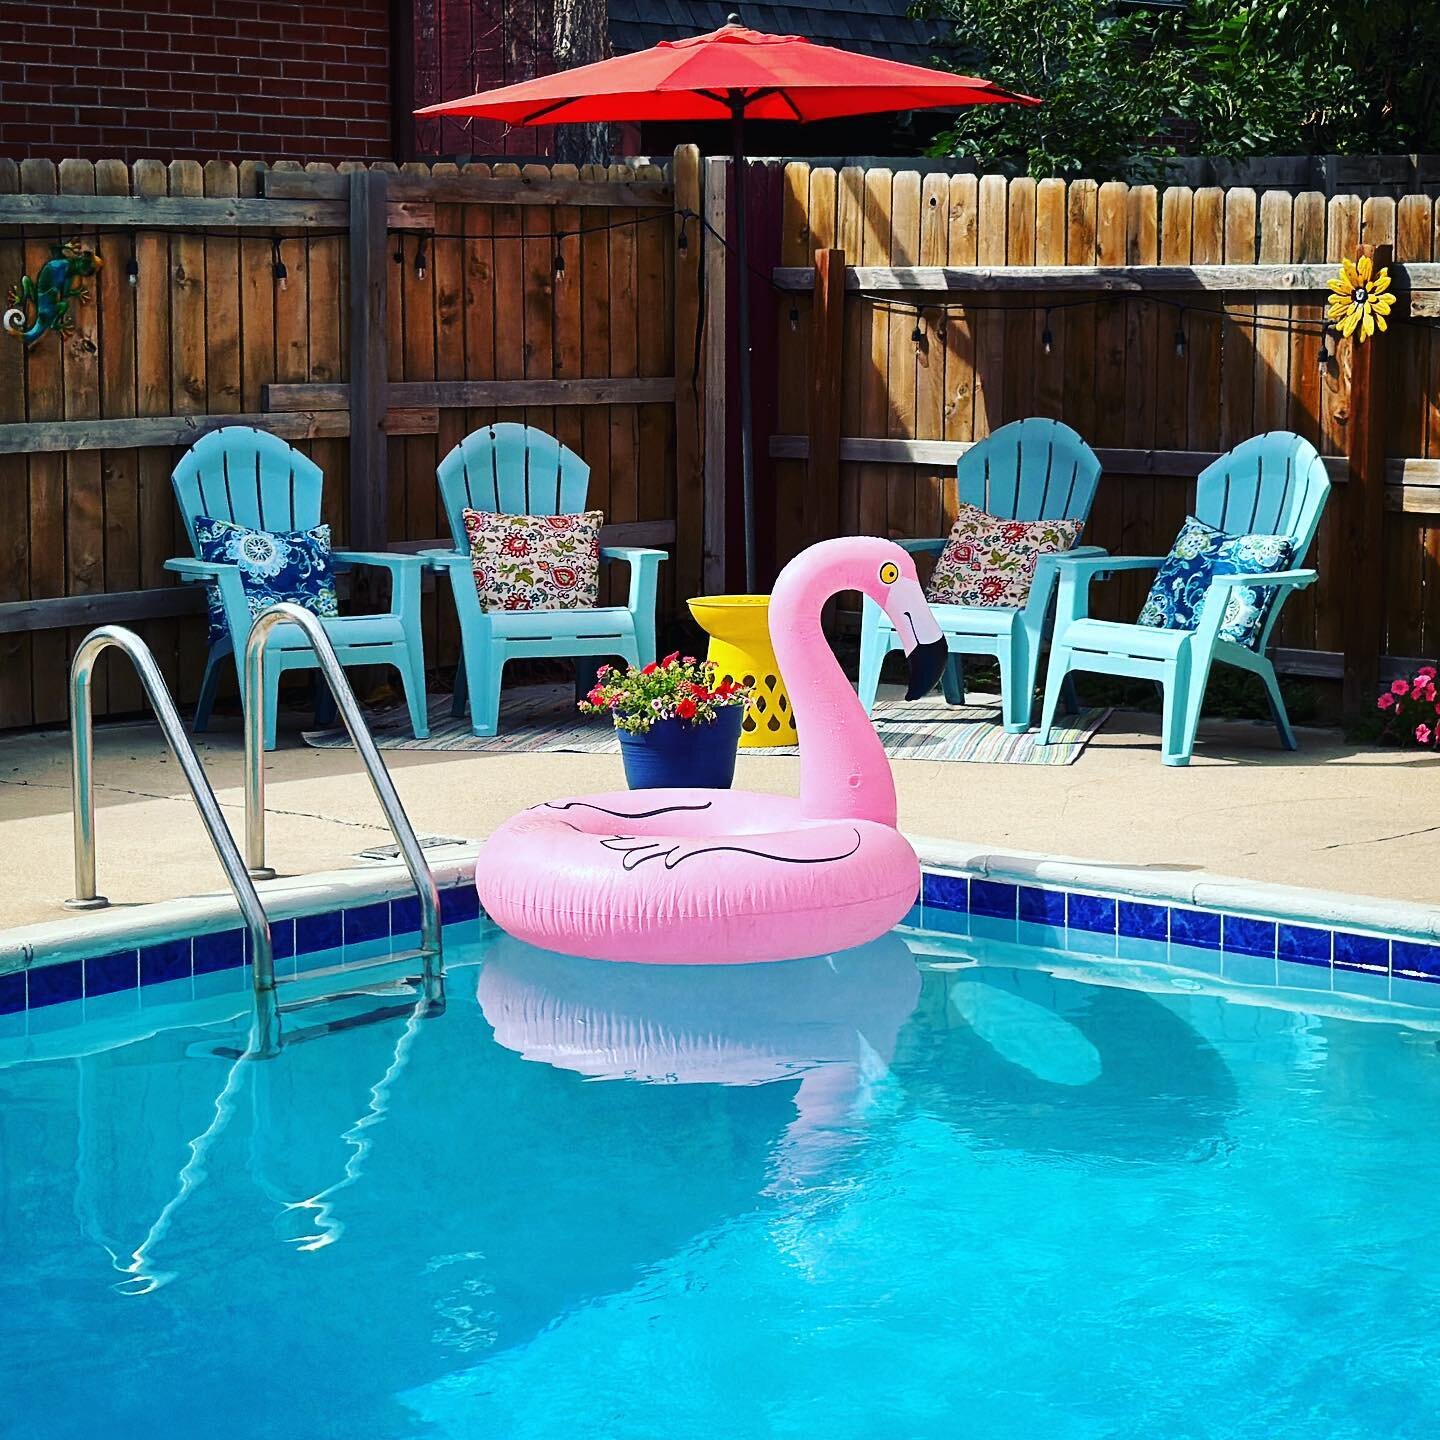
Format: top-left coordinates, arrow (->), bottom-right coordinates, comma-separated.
773,535 -> 947,703
849,539 -> 948,699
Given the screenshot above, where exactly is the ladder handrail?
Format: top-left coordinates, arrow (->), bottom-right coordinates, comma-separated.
67,625 -> 279,1056
241,603 -> 443,1004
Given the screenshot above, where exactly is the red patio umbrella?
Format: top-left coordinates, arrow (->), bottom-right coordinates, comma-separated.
419,21 -> 1037,588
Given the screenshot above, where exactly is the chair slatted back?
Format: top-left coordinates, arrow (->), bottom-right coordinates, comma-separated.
171,426 -> 324,551
436,424 -> 591,551
1194,431 -> 1331,560
956,418 -> 1102,524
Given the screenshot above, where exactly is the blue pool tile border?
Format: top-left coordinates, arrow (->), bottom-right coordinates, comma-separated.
9,866 -> 1438,1019
8,879 -> 483,1015
917,866 -> 1440,993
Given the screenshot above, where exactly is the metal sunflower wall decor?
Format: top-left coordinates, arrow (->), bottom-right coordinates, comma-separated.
1326,253 -> 1396,342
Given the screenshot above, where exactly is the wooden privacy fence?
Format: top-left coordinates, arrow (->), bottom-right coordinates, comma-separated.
745,164 -> 1440,707
0,150 -> 705,728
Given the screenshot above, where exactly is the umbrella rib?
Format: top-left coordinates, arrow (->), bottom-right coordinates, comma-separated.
517,95 -> 584,125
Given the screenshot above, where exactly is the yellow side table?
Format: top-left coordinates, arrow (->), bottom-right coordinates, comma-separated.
686,594 -> 797,748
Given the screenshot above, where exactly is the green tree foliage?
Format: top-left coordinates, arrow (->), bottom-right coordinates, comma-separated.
916,0 -> 1440,179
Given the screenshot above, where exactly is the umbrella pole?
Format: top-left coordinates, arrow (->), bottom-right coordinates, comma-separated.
730,103 -> 756,592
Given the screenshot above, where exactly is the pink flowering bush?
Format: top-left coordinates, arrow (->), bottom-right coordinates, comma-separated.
580,652 -> 751,735
1376,664 -> 1440,748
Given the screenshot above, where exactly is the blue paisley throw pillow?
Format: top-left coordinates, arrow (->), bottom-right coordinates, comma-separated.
1137,516 -> 1293,649
193,516 -> 340,646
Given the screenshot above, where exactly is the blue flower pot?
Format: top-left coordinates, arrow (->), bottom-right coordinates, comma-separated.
617,704 -> 744,790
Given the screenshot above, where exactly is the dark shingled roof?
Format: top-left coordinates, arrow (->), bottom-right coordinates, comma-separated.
608,1 -> 946,70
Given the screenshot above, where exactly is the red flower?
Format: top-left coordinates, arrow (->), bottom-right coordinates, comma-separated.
551,565 -> 578,589
501,534 -> 531,557
503,595 -> 531,610
978,576 -> 1006,602
661,651 -> 680,667
1001,523 -> 1029,543
543,516 -> 574,531
642,662 -> 658,675
675,698 -> 697,720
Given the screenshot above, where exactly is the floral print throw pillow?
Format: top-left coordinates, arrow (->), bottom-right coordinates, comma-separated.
462,509 -> 603,612
1137,516 -> 1294,648
926,503 -> 1084,609
193,516 -> 340,647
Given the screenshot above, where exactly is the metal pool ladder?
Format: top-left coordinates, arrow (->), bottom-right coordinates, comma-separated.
66,605 -> 443,1058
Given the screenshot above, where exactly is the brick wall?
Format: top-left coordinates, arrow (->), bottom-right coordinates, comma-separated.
1,0 -> 395,165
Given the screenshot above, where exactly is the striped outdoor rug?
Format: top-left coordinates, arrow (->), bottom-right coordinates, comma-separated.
303,684 -> 1109,765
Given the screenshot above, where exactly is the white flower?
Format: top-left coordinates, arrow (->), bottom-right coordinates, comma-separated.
231,530 -> 287,579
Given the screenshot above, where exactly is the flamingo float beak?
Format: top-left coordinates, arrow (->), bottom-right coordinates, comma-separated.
883,576 -> 947,700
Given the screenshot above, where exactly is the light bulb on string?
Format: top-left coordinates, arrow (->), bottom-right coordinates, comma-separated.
272,238 -> 288,292
789,305 -> 800,332
414,240 -> 427,281
1317,324 -> 1332,368
1041,307 -> 1053,356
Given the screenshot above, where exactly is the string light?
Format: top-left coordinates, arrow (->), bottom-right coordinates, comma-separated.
1041,307 -> 1053,356
677,215 -> 690,256
1174,319 -> 1187,358
393,239 -> 405,266
789,304 -> 800,332
271,238 -> 288,292
125,242 -> 138,288
554,233 -> 567,278
911,321 -> 924,344
413,240 -> 427,280
1317,323 -> 1332,368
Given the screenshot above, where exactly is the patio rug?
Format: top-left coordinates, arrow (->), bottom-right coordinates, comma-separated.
302,685 -> 1109,765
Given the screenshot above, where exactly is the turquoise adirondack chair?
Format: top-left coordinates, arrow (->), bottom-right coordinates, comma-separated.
1037,430 -> 1331,766
165,426 -> 430,750
858,418 -> 1105,732
427,424 -> 666,737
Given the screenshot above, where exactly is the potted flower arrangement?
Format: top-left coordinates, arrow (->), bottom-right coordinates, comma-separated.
1376,664 -> 1440,750
581,653 -> 751,790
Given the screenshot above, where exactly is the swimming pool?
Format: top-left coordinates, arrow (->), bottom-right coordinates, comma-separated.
3,896 -> 1440,1439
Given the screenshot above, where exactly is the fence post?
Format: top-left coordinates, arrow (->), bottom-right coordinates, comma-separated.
348,167 -> 390,591
807,248 -> 846,545
702,155 -> 730,595
1341,240 -> 1391,718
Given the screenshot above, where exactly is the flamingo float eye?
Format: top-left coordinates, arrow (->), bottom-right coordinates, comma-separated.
878,561 -> 900,585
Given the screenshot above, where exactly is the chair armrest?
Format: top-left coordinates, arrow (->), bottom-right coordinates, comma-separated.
416,547 -> 471,573
1207,568 -> 1317,591
602,546 -> 666,617
164,556 -> 235,580
331,549 -> 425,622
1052,554 -> 1166,631
331,549 -> 426,577
1021,546 -> 1110,629
1052,553 -> 1165,576
894,538 -> 947,555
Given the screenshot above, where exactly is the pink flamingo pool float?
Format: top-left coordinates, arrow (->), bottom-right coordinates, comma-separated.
475,537 -> 947,963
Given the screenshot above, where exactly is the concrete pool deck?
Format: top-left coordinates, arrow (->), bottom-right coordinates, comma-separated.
0,695 -> 1435,935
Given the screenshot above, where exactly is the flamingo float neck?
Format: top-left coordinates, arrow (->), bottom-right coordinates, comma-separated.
771,535 -> 938,829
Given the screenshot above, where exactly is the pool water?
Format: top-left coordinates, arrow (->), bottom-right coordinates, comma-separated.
3,919 -> 1440,1439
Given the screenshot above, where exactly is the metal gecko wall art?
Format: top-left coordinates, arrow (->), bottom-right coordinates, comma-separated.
3,240 -> 104,345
